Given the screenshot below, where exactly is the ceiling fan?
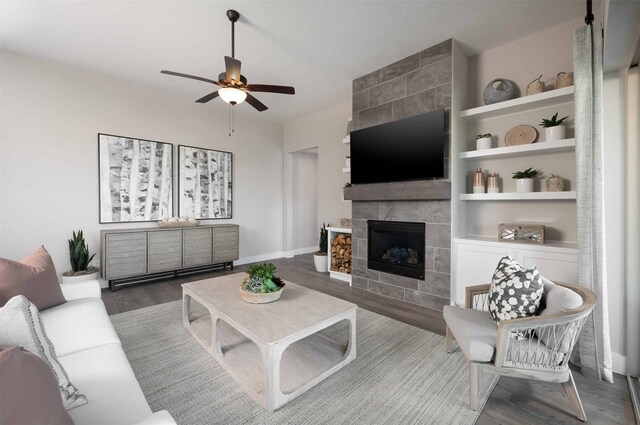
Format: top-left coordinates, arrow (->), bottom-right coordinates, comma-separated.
161,9 -> 295,133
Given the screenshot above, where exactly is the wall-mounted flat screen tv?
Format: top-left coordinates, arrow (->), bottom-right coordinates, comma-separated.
350,110 -> 445,184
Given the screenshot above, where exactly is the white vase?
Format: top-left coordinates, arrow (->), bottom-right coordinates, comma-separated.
313,254 -> 328,272
476,137 -> 492,150
515,178 -> 534,193
62,271 -> 99,284
544,125 -> 565,142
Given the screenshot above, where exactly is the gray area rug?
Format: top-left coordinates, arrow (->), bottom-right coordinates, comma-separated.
111,301 -> 498,425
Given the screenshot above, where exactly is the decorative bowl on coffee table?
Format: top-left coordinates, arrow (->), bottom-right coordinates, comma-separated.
239,286 -> 283,304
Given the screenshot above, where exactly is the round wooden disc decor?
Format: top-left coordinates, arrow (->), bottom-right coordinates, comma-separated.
505,125 -> 538,146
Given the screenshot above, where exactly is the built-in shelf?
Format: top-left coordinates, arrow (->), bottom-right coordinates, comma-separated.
460,138 -> 575,159
327,227 -> 352,284
460,191 -> 576,201
343,135 -> 350,144
460,86 -> 574,120
343,167 -> 351,173
455,236 -> 578,253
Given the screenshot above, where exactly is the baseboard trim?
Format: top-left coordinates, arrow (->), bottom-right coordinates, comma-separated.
612,351 -> 628,375
236,251 -> 286,266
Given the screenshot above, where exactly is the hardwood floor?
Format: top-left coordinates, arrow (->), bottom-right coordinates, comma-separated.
102,254 -> 636,425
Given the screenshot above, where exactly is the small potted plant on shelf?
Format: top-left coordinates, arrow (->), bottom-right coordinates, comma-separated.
512,168 -> 541,193
539,112 -> 568,142
475,133 -> 492,150
62,230 -> 99,283
314,223 -> 329,272
239,262 -> 285,304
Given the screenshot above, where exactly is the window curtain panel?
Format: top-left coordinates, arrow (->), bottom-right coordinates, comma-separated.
573,23 -> 614,383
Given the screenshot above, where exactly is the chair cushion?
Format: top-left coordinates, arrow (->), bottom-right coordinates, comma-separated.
488,255 -> 543,329
40,298 -> 120,357
0,346 -> 74,425
0,246 -> 66,310
0,295 -> 87,409
443,305 -> 497,362
59,344 -> 153,425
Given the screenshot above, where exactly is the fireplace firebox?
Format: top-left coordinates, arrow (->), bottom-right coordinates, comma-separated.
367,220 -> 425,280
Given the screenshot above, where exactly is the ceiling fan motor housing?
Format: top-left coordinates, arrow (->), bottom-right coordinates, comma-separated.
218,72 -> 247,86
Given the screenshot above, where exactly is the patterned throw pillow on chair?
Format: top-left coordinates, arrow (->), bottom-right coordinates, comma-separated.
488,255 -> 544,330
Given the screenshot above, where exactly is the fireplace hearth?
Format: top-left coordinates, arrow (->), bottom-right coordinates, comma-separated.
367,220 -> 425,279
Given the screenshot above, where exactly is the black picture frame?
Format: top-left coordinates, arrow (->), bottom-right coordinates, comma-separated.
98,133 -> 174,224
177,144 -> 233,220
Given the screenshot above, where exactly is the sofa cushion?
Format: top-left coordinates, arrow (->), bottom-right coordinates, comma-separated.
537,277 -> 584,353
59,344 -> 153,425
0,295 -> 87,409
488,255 -> 543,332
61,280 -> 102,302
40,298 -> 120,357
0,346 -> 75,425
443,305 -> 497,362
0,246 -> 66,310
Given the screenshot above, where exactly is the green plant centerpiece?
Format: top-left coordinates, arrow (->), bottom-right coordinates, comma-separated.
512,168 -> 541,193
62,230 -> 99,282
313,223 -> 329,272
239,262 -> 285,304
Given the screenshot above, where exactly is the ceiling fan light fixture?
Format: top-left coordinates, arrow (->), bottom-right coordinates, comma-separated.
218,87 -> 247,105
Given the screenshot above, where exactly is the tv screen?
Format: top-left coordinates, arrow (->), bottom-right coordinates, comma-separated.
350,110 -> 445,184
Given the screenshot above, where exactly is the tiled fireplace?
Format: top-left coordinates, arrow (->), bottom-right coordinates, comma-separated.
349,39 -> 453,311
367,220 -> 425,279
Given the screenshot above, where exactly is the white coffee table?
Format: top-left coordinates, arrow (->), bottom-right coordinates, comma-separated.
182,273 -> 357,412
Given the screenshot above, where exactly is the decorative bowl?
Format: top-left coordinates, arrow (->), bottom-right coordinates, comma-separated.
239,286 -> 283,304
158,220 -> 200,228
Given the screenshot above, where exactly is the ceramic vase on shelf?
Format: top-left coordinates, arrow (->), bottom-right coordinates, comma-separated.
515,178 -> 534,193
473,168 -> 485,193
487,173 -> 500,193
545,125 -> 565,142
476,136 -> 492,150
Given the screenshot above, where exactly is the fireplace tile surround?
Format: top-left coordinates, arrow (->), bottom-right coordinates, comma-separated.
350,39 -> 453,311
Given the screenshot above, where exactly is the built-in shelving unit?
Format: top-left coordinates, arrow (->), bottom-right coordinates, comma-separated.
343,135 -> 350,144
342,168 -> 351,173
460,86 -> 574,120
327,226 -> 352,284
460,138 -> 575,159
460,191 -> 576,201
455,235 -> 578,252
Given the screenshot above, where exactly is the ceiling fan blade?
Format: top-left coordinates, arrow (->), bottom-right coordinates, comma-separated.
195,91 -> 220,103
224,56 -> 242,83
161,70 -> 221,86
245,84 -> 295,95
244,93 -> 268,111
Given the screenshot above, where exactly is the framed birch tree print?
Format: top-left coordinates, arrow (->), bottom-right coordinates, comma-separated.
98,134 -> 173,223
178,145 -> 232,219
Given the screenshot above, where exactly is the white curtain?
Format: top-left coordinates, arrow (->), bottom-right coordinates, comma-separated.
573,23 -> 614,383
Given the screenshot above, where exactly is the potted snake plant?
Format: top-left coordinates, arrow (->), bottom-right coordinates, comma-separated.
539,112 -> 568,142
62,230 -> 99,283
314,223 -> 329,272
512,168 -> 541,193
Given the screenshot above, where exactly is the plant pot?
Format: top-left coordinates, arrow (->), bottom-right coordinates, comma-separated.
314,253 -> 328,272
239,286 -> 283,304
476,137 -> 492,150
61,271 -> 99,284
544,125 -> 565,142
515,178 -> 534,193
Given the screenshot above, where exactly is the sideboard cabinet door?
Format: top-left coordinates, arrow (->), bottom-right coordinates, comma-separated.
213,227 -> 239,263
105,232 -> 147,279
148,230 -> 183,273
183,228 -> 213,267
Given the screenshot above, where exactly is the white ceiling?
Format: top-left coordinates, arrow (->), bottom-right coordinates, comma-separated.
1,0 -> 584,122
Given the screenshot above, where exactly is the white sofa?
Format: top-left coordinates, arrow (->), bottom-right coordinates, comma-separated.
40,280 -> 176,425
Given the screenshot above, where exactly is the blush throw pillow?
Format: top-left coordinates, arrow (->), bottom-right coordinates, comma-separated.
0,295 -> 87,409
0,346 -> 75,425
0,246 -> 66,310
488,255 -> 544,325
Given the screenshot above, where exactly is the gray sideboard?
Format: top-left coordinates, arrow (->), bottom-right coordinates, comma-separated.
100,224 -> 239,291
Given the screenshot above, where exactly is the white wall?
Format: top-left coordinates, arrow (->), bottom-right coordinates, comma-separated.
283,100 -> 351,255
603,68 -> 629,374
0,50 -> 284,281
291,150 -> 318,252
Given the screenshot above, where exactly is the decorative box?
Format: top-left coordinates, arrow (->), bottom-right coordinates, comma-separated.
498,223 -> 545,244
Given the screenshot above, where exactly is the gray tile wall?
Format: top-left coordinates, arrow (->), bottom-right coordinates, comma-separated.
350,40 -> 453,311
